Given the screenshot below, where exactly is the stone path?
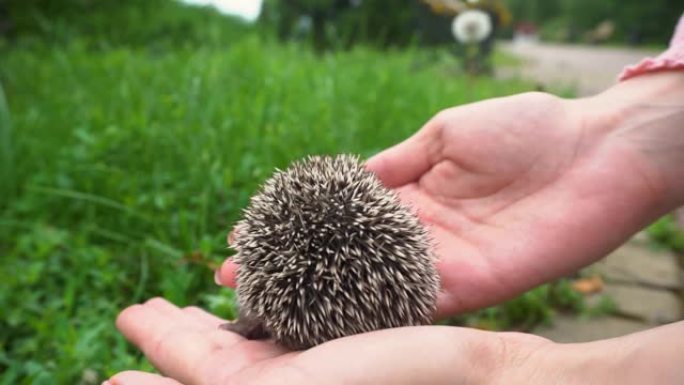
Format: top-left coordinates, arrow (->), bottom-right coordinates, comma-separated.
534,234 -> 682,342
498,41 -> 658,96
495,41 -> 683,342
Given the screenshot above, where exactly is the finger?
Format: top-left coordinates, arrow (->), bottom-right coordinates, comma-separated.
216,259 -> 239,288
117,298 -> 245,350
108,370 -> 182,385
145,297 -> 186,318
116,300 -> 181,356
227,229 -> 236,246
116,299 -> 288,385
116,300 -> 235,384
365,120 -> 439,188
183,306 -> 227,329
143,297 -> 215,334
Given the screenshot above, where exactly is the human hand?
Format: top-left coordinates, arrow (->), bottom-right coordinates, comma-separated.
108,297 -> 534,385
362,80 -> 683,317
360,91 -> 662,317
219,75 -> 684,318
106,298 -> 684,385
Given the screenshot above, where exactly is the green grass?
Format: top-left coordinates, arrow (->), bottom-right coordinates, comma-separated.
0,2 -> 584,384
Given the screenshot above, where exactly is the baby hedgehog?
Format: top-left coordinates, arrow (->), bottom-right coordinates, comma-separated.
222,154 -> 439,350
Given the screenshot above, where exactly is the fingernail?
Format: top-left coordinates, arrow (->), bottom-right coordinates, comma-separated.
102,381 -> 111,385
214,269 -> 223,285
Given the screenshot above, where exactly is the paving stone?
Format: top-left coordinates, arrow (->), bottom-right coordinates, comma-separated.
498,42 -> 658,96
604,284 -> 682,324
534,315 -> 647,343
595,243 -> 681,290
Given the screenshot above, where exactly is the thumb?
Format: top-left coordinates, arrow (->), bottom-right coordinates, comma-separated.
365,122 -> 438,188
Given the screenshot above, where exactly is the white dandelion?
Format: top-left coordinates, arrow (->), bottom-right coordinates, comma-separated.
451,9 -> 492,44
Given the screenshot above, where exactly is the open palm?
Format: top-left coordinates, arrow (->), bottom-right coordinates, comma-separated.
110,297 -> 550,385
110,297 -> 684,385
364,92 -> 662,317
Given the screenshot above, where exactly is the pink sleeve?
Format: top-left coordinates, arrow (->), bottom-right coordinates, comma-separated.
619,15 -> 684,81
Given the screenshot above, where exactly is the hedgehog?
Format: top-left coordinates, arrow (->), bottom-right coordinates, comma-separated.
221,154 -> 440,350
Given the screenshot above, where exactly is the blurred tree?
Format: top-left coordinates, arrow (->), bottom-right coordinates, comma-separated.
0,81 -> 12,209
414,3 -> 452,45
611,1 -> 682,45
260,0 -> 422,51
506,0 -> 682,45
0,0 -> 11,36
261,0 -> 345,52
1,0 -> 250,48
262,0 -> 348,51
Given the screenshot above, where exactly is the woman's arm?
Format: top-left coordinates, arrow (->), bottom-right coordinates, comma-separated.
577,71 -> 684,210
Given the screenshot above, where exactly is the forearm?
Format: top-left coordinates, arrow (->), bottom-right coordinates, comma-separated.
581,71 -> 684,211
553,321 -> 684,384
617,321 -> 684,384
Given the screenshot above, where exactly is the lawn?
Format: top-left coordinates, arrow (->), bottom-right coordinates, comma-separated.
0,2 -> 592,384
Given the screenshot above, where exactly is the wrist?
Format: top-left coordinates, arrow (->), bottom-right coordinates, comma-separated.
498,333 -> 622,385
570,322 -> 684,384
577,72 -> 684,210
505,323 -> 684,385
622,321 -> 684,384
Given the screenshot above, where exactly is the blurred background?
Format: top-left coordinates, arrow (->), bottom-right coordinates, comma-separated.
0,1 -> 682,384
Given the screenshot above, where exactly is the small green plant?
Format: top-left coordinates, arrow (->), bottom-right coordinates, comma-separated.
647,215 -> 684,253
445,279 -> 588,331
580,294 -> 618,319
